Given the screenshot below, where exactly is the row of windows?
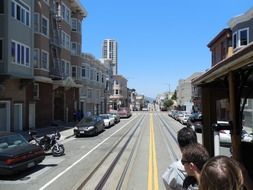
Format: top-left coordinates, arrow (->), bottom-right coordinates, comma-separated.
71,65 -> 106,84
11,40 -> 30,67
34,13 -> 80,53
83,88 -> 101,99
2,1 -> 81,31
11,0 -> 30,27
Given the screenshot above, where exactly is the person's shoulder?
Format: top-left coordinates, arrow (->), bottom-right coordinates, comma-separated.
169,160 -> 184,171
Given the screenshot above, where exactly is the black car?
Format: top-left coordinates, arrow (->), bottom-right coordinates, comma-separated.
187,113 -> 203,133
0,132 -> 45,175
73,115 -> 105,137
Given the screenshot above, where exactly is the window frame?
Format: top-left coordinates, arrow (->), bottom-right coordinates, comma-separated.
232,32 -> 237,49
41,15 -> 49,37
41,50 -> 49,70
72,18 -> 77,31
11,40 -> 30,67
34,12 -> 40,33
72,65 -> 77,79
82,65 -> 86,79
238,27 -> 249,47
71,42 -> 77,55
11,0 -> 30,27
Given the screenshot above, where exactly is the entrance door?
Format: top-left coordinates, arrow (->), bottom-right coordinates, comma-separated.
0,101 -> 10,131
14,103 -> 23,131
29,103 -> 35,129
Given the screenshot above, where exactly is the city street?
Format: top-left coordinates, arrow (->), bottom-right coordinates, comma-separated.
0,112 -> 229,190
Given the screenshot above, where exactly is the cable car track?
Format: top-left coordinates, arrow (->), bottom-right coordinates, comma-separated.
76,114 -> 145,190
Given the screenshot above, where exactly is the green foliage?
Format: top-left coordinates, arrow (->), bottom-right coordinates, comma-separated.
171,90 -> 177,100
163,98 -> 174,109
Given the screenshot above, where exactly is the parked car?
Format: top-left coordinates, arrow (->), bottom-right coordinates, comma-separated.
0,132 -> 45,175
142,107 -> 148,111
99,114 -> 115,127
117,107 -> 132,118
73,115 -> 105,137
178,113 -> 191,125
109,112 -> 121,123
214,121 -> 253,146
187,113 -> 203,132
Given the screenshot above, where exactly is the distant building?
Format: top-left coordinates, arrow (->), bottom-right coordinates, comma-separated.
109,75 -> 128,110
177,72 -> 203,112
102,39 -> 118,75
136,95 -> 145,111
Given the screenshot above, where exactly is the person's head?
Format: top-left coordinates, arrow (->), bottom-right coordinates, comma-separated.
199,156 -> 244,190
181,143 -> 209,181
177,127 -> 197,150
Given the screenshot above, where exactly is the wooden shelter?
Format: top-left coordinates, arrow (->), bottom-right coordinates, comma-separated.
193,42 -> 253,178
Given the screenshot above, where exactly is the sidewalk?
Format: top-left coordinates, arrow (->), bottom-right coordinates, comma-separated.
19,122 -> 76,141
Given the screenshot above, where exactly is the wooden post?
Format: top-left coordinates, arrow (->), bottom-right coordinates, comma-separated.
201,85 -> 215,156
228,72 -> 241,161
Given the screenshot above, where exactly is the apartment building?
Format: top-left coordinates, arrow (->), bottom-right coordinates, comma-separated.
0,0 -> 87,131
0,0 -> 34,131
102,39 -> 118,75
109,75 -> 128,110
176,72 -> 203,112
81,53 -> 113,115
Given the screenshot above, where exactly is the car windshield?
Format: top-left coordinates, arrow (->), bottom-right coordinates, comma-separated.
0,134 -> 27,152
100,115 -> 109,119
79,117 -> 96,124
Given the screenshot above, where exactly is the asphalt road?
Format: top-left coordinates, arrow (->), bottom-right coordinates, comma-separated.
0,112 -> 230,190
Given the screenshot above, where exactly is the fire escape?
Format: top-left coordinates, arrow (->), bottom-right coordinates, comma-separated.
49,0 -> 63,80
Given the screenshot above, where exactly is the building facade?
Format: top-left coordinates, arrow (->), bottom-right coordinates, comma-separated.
176,72 -> 203,112
80,53 -> 113,115
0,0 -> 87,131
109,75 -> 128,110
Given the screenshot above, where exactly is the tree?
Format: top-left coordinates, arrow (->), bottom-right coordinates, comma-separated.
171,90 -> 177,100
163,98 -> 174,109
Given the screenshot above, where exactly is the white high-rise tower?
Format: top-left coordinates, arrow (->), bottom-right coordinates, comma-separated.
102,39 -> 118,75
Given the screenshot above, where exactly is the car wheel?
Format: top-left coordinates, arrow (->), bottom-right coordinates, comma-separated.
95,128 -> 99,135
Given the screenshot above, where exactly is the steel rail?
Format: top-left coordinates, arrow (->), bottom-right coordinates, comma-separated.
157,113 -> 179,161
94,115 -> 145,190
116,113 -> 147,190
75,114 -> 145,190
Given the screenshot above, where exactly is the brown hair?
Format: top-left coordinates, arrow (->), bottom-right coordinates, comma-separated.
182,143 -> 209,171
199,156 -> 244,190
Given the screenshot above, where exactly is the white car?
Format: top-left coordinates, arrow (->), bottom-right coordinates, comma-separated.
178,113 -> 191,125
99,114 -> 115,127
216,121 -> 231,146
217,121 -> 253,146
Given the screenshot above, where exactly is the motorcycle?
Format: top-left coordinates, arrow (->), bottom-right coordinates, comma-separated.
28,130 -> 65,157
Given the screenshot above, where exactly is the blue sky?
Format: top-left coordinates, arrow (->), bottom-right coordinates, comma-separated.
81,0 -> 252,98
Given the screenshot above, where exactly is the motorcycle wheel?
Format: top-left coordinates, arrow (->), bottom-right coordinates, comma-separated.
52,145 -> 65,157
